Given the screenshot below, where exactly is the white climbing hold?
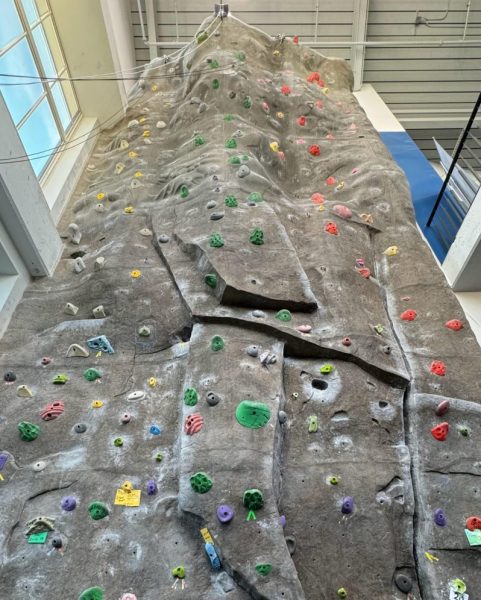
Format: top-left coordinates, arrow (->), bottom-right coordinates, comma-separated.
17,385 -> 33,398
66,344 -> 89,358
94,257 -> 105,271
87,164 -> 96,172
64,302 -> 79,315
156,120 -> 167,129
73,257 -> 86,273
115,162 -> 125,175
95,203 -> 105,213
92,305 -> 106,319
128,390 -> 145,400
120,139 -> 129,150
139,228 -> 152,237
131,179 -> 142,189
68,223 -> 81,245
128,119 -> 139,128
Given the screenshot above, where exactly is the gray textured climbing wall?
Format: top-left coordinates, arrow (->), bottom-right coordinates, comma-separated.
1,14 -> 480,600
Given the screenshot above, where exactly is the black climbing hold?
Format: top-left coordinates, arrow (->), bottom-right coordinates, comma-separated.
210,212 -> 224,221
312,379 -> 328,390
4,371 -> 16,382
52,537 -> 63,548
158,234 -> 170,243
278,411 -> 288,424
394,573 -> 413,593
206,391 -> 221,406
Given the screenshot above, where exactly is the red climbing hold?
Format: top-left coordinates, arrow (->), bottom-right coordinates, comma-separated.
466,516 -> 481,531
430,360 -> 446,376
325,222 -> 339,235
316,100 -> 323,109
281,85 -> 291,96
184,413 -> 204,435
325,176 -> 336,186
311,193 -> 325,204
307,72 -> 320,83
445,319 -> 463,331
308,144 -> 320,156
357,268 -> 371,279
297,116 -> 306,126
293,35 -> 299,44
40,401 -> 65,421
431,422 -> 449,441
401,310 -> 417,321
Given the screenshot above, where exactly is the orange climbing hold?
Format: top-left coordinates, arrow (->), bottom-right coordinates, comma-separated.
325,222 -> 339,235
445,319 -> 463,331
430,360 -> 446,376
431,422 -> 449,441
401,310 -> 417,321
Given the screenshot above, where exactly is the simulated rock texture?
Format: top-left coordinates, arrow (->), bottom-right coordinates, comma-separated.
1,14 -> 480,600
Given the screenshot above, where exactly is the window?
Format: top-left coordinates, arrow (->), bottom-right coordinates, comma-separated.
0,0 -> 79,176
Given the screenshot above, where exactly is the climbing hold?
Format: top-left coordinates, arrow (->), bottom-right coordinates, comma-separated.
78,587 -> 104,600
4,371 -> 16,382
146,480 -> 158,495
297,325 -> 312,334
61,496 -> 77,511
95,257 -> 105,270
204,273 -> 217,288
66,343 -> 89,358
275,309 -> 292,322
73,257 -> 86,273
248,191 -> 263,203
130,270 -> 142,278
342,337 -> 352,347
237,165 -> 250,178
250,227 -> 264,245
261,101 -> 270,113
430,360 -> 446,376
217,505 -> 234,523
212,79 -> 220,90
466,516 -> 481,531
431,422 -> 449,441
308,144 -> 320,156
225,138 -> 237,149
329,476 -> 340,485
308,415 -> 318,433
243,489 -> 264,510
138,325 -> 151,337
383,345 -> 392,354
279,515 -> 286,528
123,206 -> 134,214
435,400 -> 450,416
243,96 -> 252,109
434,508 -> 447,526
84,368 -> 102,382
269,141 -> 279,152
401,310 -> 417,321
184,413 -> 204,435
247,345 -> 259,357
184,388 -> 198,406
394,573 -> 413,593
149,425 -> 161,435
209,233 -> 224,248
225,195 -> 238,207
18,421 -> 40,441
51,536 -> 62,549
32,460 -> 46,472
155,453 -> 163,462
68,223 -> 81,245
260,351 -> 277,365
87,335 -> 114,354
341,497 -> 354,514
373,324 -> 384,334
120,594 -> 137,600
458,425 -> 470,437
210,212 -> 224,221
325,222 -> 339,235
88,501 -> 109,520
194,134 -> 206,146
297,116 -> 306,126
320,364 -> 334,374
206,391 -> 221,406
236,400 -> 271,429
256,564 -> 272,576
205,542 -> 221,570
383,246 -> 398,256
172,566 -> 185,579
114,437 -> 123,447
445,319 -> 463,331
53,374 -> 69,384
311,193 -> 325,205
357,267 -> 371,279
17,385 -> 33,398
128,390 -> 145,400
73,423 -> 87,433
333,205 -> 352,220
92,305 -> 106,319
40,401 -> 65,421
158,234 -> 170,243
252,310 -> 266,318
211,335 -> 224,351
179,185 -> 189,198
278,411 -> 288,424
326,176 -> 336,186
449,579 -> 466,594
281,84 -> 291,95
121,413 -> 131,424
190,472 -> 213,494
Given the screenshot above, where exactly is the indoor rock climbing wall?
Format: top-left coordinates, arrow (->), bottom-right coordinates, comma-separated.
1,13 -> 480,600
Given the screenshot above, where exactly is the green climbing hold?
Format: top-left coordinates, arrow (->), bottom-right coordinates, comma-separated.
84,368 -> 102,382
228,155 -> 241,165
211,335 -> 224,351
53,374 -> 69,384
212,79 -> 220,89
196,30 -> 208,44
208,59 -> 220,69
204,273 -> 217,288
184,388 -> 198,406
256,564 -> 272,576
308,415 -> 318,433
209,233 -> 224,248
235,51 -> 246,61
190,472 -> 213,494
458,425 -> 470,437
114,437 -> 123,447
78,587 -> 104,600
374,323 -> 384,334
88,501 -> 109,520
225,195 -> 238,207
250,228 -> 264,245
236,400 -> 271,429
243,96 -> 252,109
329,475 -> 340,485
337,588 -> 348,599
248,191 -> 263,203
320,364 -> 334,374
18,421 -> 40,442
180,185 -> 189,198
275,309 -> 292,322
225,138 -> 237,149
243,488 -> 264,511
172,566 -> 185,579
155,452 -> 164,462
224,114 -> 235,122
194,135 -> 205,146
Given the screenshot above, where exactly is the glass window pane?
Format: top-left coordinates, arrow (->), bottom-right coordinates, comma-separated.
18,97 -> 60,176
61,80 -> 78,118
0,38 -> 44,125
32,23 -> 56,77
51,82 -> 71,130
0,0 -> 23,49
41,16 -> 64,73
21,0 -> 39,24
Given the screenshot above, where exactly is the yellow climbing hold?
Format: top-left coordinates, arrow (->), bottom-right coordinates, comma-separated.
200,527 -> 214,544
424,551 -> 439,563
142,130 -> 151,138
115,483 -> 141,506
322,87 -> 330,94
91,400 -> 103,408
130,270 -> 142,278
151,84 -> 158,91
121,480 -> 133,492
383,246 -> 399,256
148,377 -> 157,387
336,182 -> 345,191
276,111 -> 284,119
96,192 -> 105,200
120,139 -> 129,150
95,351 -> 102,358
139,117 -> 146,123
124,206 -> 134,214
128,151 -> 137,158
273,50 -> 280,57
269,141 -> 279,153
134,171 -> 143,178
318,205 -> 326,212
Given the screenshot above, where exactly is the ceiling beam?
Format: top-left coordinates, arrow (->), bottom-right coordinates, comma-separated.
351,0 -> 369,91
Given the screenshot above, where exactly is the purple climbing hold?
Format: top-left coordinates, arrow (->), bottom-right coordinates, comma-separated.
341,496 -> 354,514
0,453 -> 8,470
217,504 -> 234,523
279,515 -> 286,528
434,508 -> 447,527
61,496 -> 77,511
146,479 -> 158,495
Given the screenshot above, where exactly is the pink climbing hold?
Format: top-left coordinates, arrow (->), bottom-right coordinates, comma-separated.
281,85 -> 291,96
184,413 -> 204,435
120,595 -> 138,600
297,116 -> 306,126
325,133 -> 335,140
308,145 -> 320,157
401,309 -> 417,321
445,319 -> 463,331
342,337 -> 352,347
325,176 -> 336,186
293,35 -> 299,44
351,167 -> 360,174
261,102 -> 270,114
40,401 -> 65,421
435,400 -> 450,416
325,222 -> 339,235
430,360 -> 446,376
311,193 -> 325,204
278,151 -> 285,160
316,100 -> 324,109
333,205 -> 352,219
296,325 -> 312,333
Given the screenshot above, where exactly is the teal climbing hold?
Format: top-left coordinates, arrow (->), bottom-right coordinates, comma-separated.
18,421 -> 40,442
236,400 -> 271,429
243,488 -> 264,511
248,192 -> 263,203
225,195 -> 238,207
204,273 -> 217,288
225,138 -> 237,149
88,501 -> 109,520
184,388 -> 198,406
275,309 -> 292,322
256,564 -> 272,576
209,233 -> 224,248
78,587 -> 104,600
84,368 -> 102,382
243,96 -> 252,109
194,135 -> 205,146
211,336 -> 225,351
250,228 -> 264,245
190,472 -> 213,493
180,185 -> 189,198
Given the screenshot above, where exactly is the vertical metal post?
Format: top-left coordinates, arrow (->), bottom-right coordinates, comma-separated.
145,0 -> 158,60
351,0 -> 369,91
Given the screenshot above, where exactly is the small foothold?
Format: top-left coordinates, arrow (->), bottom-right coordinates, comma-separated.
435,400 -> 450,416
87,335 -> 114,354
61,496 -> 77,511
252,310 -> 266,318
148,377 -> 157,387
190,472 -> 213,493
158,234 -> 170,244
320,364 -> 334,374
329,476 -> 340,485
73,257 -> 86,273
247,345 -> 259,357
308,415 -> 318,432
243,96 -> 252,108
255,564 -> 272,576
225,138 -> 237,149
179,185 -> 189,198
209,233 -> 224,248
18,421 -> 40,441
445,319 -> 463,331
210,212 -> 224,221
53,373 -> 69,384
194,134 -> 206,145
64,302 -> 79,315
237,165 -> 250,178
325,221 -> 339,235
33,460 -> 46,472
206,391 -> 221,406
430,360 -> 446,376
128,390 -> 145,400
139,228 -> 152,237
150,425 -> 161,435
41,356 -> 51,366
260,351 -> 277,365
275,309 -> 292,322
172,566 -> 185,579
217,504 -> 234,523
74,423 -> 87,433
121,413 -> 131,424
236,400 -> 271,429
341,497 -> 354,514
68,223 -> 82,245
4,371 -> 16,382
383,246 -> 398,256
114,437 -> 123,447
296,324 -> 312,333
51,536 -> 62,549
138,325 -> 151,337
146,479 -> 158,495
431,422 -> 449,441
337,589 -> 348,599
382,345 -> 392,355
374,324 -> 384,334
88,501 -> 109,520
184,388 -> 198,406
94,257 -> 105,271
248,191 -> 263,203
394,573 -> 413,593
204,273 -> 217,288
155,453 -> 163,462
92,305 -> 106,319
278,410 -> 288,424
250,227 -> 264,245
156,120 -> 166,129
342,337 -> 352,347
308,144 -> 320,156
67,343 -> 90,358
40,401 -> 65,421
243,488 -> 264,510
184,413 -> 204,435
401,309 -> 417,321
458,425 -> 470,437
466,516 -> 481,531
434,508 -> 447,526
211,335 -> 224,351
17,384 -> 33,398
83,368 -> 102,382
78,587 -> 104,600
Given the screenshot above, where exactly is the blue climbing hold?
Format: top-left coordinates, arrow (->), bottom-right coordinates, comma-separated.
87,335 -> 114,354
205,542 -> 221,570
